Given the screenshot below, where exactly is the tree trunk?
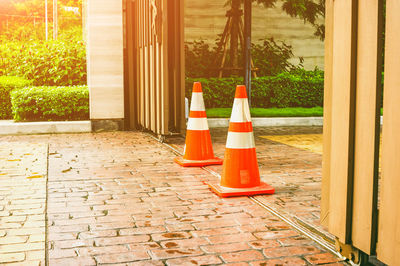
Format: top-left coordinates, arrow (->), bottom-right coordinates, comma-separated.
230,0 -> 240,74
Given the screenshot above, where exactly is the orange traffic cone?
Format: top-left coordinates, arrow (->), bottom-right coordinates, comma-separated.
207,85 -> 275,197
174,82 -> 223,167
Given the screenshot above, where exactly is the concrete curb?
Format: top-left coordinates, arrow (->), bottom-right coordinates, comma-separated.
208,117 -> 324,128
0,120 -> 91,135
0,116 -> 383,134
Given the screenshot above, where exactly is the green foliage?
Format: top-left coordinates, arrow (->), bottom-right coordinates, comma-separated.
0,39 -> 86,86
281,0 -> 325,40
0,76 -> 32,119
186,69 -> 324,108
185,38 -> 301,78
0,0 -> 82,41
185,40 -> 218,78
227,0 -> 325,40
252,38 -> 303,76
11,85 -> 89,121
206,106 -> 323,118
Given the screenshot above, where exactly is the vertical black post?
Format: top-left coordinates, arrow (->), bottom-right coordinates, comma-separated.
243,0 -> 252,107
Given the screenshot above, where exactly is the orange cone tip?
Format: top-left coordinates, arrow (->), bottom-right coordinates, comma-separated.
207,85 -> 275,197
174,82 -> 223,167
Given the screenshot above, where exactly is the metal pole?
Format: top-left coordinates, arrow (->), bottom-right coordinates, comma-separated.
53,0 -> 57,39
244,0 -> 252,107
45,0 -> 48,40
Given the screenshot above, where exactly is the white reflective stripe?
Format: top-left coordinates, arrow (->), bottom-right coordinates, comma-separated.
226,132 -> 255,149
187,117 -> 209,130
230,98 -> 251,122
190,92 -> 205,111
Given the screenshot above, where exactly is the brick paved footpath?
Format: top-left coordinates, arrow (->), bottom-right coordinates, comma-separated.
0,130 -> 346,265
167,127 -> 327,235
0,143 -> 47,265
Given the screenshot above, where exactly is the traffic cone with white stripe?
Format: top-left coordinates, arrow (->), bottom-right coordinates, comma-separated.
207,85 -> 275,197
174,82 -> 223,167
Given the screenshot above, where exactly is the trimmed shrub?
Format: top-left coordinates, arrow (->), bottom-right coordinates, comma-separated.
185,69 -> 324,108
11,86 -> 89,122
0,76 -> 32,119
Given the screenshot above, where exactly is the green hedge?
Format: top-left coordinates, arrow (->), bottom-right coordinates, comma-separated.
0,40 -> 86,86
0,76 -> 32,119
11,86 -> 89,122
185,69 -> 324,108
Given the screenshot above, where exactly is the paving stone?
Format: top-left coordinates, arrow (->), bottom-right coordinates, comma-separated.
150,247 -> 204,260
248,240 -> 281,249
160,238 -> 208,249
126,260 -> 164,266
0,241 -> 45,253
207,232 -> 257,244
0,252 -> 25,263
48,257 -> 96,266
94,235 -> 150,246
151,231 -> 192,242
95,251 -> 150,264
221,250 -> 265,263
166,254 -> 223,265
251,257 -> 307,265
0,235 -> 28,245
48,249 -> 77,259
304,252 -> 342,264
201,242 -> 250,253
263,245 -> 320,258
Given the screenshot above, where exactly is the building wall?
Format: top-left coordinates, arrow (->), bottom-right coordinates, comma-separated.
86,0 -> 124,120
184,0 -> 324,69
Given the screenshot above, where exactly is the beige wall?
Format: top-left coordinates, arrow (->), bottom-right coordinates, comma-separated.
86,0 -> 124,120
184,1 -> 324,69
85,1 -> 323,121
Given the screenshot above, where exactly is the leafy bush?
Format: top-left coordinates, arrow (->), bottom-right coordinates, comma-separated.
252,38 -> 304,76
185,40 -> 219,78
185,38 -> 302,78
186,69 -> 324,108
0,39 -> 86,86
11,86 -> 89,121
0,76 -> 32,119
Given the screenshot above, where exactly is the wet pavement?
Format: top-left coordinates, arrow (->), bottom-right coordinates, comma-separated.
167,127 -> 328,236
0,129 -> 347,265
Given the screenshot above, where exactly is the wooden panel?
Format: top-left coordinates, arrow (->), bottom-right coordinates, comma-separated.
125,0 -> 137,128
124,0 -> 183,134
150,2 -> 156,132
161,0 -> 169,134
351,0 -> 381,254
328,0 -> 357,243
377,0 -> 400,264
87,0 -> 124,119
321,0 -> 334,228
156,44 -> 161,133
178,0 -> 186,132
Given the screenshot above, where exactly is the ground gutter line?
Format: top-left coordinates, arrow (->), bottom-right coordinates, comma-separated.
145,132 -> 350,264
249,197 -> 337,254
45,144 -> 50,266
